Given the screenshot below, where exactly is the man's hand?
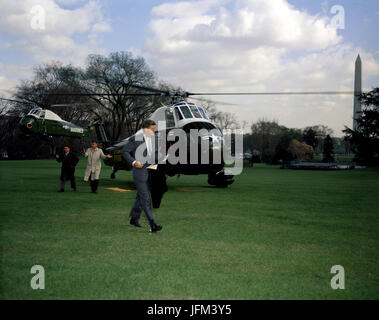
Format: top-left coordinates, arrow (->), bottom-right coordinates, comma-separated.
106,154 -> 112,158
55,154 -> 59,159
134,161 -> 143,168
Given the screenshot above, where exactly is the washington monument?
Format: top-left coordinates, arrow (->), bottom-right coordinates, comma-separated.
353,54 -> 362,130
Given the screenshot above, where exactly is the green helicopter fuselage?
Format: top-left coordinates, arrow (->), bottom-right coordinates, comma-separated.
19,108 -> 92,137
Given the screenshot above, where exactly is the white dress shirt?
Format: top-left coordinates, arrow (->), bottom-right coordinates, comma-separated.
132,134 -> 153,167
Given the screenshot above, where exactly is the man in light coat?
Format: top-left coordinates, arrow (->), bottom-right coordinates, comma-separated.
83,141 -> 112,193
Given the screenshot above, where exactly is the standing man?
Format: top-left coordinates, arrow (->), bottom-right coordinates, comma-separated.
122,119 -> 163,233
83,141 -> 112,194
56,146 -> 79,192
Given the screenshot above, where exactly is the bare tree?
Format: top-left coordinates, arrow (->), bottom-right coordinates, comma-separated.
0,98 -> 12,150
0,97 -> 9,116
10,53 -> 176,142
82,52 -> 173,141
200,99 -> 239,130
250,118 -> 285,153
304,125 -> 334,137
12,61 -> 92,123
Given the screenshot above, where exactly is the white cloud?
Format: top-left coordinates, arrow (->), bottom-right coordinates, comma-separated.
0,63 -> 33,96
144,0 -> 379,135
0,0 -> 111,64
147,0 -> 341,52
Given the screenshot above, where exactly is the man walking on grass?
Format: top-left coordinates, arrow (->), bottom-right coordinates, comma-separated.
56,146 -> 79,192
83,141 -> 112,194
122,120 -> 163,233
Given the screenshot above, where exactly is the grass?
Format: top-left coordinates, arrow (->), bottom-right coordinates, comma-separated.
0,159 -> 378,300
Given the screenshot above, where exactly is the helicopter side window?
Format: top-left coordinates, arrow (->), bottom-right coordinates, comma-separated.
189,105 -> 202,118
39,111 -> 45,119
180,106 -> 193,118
174,107 -> 183,120
35,110 -> 43,117
165,108 -> 176,128
198,107 -> 209,120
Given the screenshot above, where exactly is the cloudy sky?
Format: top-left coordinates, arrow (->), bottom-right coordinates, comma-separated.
1,0 -> 378,135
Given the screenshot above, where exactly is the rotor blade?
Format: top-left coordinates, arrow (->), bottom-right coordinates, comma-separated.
187,91 -> 358,96
50,104 -> 80,107
42,90 -> 363,97
50,103 -> 96,108
46,93 -> 163,97
0,97 -> 27,104
129,84 -> 170,96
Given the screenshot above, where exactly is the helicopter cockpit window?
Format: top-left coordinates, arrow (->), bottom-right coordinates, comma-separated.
189,105 -> 202,118
165,108 -> 176,128
29,108 -> 41,116
197,107 -> 209,120
180,106 -> 193,118
174,107 -> 183,120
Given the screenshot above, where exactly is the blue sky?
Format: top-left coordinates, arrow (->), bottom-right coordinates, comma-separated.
0,0 -> 378,134
106,0 -> 379,54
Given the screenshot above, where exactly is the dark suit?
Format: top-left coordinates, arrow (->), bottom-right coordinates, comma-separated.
56,152 -> 79,190
122,133 -> 167,226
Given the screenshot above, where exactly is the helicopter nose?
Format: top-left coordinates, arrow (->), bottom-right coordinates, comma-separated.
19,116 -> 34,132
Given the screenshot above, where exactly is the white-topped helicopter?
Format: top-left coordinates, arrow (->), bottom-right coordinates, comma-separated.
103,86 -> 234,188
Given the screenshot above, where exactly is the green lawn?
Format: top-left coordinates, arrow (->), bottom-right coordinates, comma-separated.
0,159 -> 378,299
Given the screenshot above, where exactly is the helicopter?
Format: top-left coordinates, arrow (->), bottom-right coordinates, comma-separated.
19,106 -> 96,137
104,99 -> 234,188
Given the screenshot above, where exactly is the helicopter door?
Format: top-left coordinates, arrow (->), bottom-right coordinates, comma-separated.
39,110 -> 48,135
174,107 -> 183,121
165,108 -> 176,128
34,110 -> 46,134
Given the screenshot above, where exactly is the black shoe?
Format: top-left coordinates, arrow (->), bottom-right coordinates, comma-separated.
130,219 -> 142,228
58,189 -> 64,192
150,224 -> 162,233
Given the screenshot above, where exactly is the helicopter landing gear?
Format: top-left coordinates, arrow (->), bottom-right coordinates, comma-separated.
208,171 -> 234,188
